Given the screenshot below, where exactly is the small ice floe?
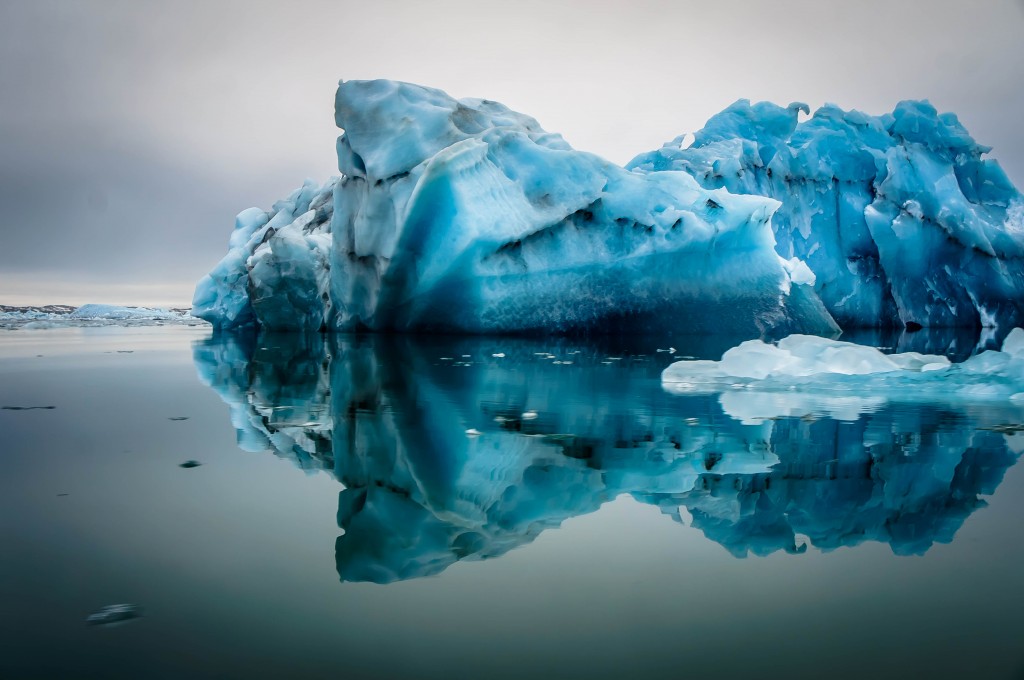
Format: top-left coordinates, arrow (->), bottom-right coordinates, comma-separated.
656,347 -> 677,354
465,428 -> 482,437
179,460 -> 202,469
492,353 -> 505,358
522,411 -> 538,420
86,604 -> 142,627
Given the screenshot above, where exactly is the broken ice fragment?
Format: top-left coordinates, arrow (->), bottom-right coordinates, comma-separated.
86,604 -> 141,626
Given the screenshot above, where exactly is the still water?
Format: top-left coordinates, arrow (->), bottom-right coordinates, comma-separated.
1,326 -> 1023,679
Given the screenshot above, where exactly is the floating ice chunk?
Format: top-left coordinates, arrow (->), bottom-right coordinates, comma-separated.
663,328 -> 1024,408
86,604 -> 142,626
69,304 -> 177,320
0,304 -> 199,329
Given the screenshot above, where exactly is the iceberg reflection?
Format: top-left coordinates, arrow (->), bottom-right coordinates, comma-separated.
193,332 -> 1022,583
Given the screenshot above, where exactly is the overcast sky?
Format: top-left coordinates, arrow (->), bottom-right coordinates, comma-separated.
1,0 -> 1022,306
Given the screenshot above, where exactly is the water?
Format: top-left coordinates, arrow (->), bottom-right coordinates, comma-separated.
2,326 -> 1024,679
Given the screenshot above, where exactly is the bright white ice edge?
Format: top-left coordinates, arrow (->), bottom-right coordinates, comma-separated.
662,328 -> 1024,422
193,79 -> 1023,335
0,304 -> 204,329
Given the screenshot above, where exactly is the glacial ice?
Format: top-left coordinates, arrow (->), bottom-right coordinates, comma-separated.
193,332 -> 1022,580
0,304 -> 201,329
662,328 -> 1024,414
195,81 -> 1023,335
629,99 -> 1024,330
194,80 -> 838,336
68,304 -> 184,320
192,180 -> 336,331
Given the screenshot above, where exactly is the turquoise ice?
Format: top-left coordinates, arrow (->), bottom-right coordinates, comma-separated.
194,81 -> 1023,335
629,100 -> 1024,330
193,81 -> 836,335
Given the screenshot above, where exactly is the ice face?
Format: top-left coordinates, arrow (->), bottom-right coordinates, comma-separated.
194,80 -> 836,336
628,100 -> 1024,330
192,179 -> 336,331
193,332 -> 1021,581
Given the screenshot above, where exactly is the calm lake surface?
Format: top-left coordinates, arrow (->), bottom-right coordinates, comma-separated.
2,326 -> 1024,679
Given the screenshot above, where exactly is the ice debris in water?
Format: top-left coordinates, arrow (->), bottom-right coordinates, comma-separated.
86,604 -> 142,626
0,304 -> 201,329
193,80 -> 839,336
663,328 -> 1024,406
629,100 -> 1024,330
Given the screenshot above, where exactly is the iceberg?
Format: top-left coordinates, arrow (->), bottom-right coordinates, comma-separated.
629,100 -> 1024,330
194,80 -> 836,336
195,81 -> 1023,335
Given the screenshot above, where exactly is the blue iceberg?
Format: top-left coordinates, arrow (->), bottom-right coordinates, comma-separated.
194,81 -> 1023,335
629,99 -> 1024,330
194,80 -> 839,335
